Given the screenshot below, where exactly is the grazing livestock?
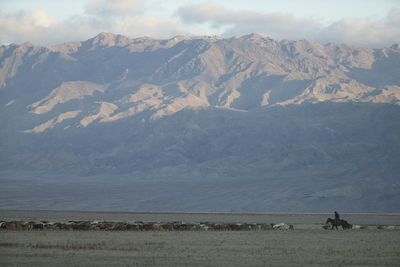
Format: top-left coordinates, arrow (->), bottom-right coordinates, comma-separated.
325,218 -> 352,230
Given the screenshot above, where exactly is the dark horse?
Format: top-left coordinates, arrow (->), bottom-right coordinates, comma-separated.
325,218 -> 352,230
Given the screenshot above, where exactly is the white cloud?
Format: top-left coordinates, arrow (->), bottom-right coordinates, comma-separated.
176,3 -> 400,48
0,1 -> 399,48
316,8 -> 400,47
0,9 -> 96,45
0,1 -> 189,45
176,3 -> 321,39
0,9 -> 55,43
85,0 -> 145,17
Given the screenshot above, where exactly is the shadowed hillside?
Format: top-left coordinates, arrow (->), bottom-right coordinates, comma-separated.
1,34 -> 399,212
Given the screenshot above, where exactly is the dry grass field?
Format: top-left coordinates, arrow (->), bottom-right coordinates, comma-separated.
1,229 -> 400,266
1,211 -> 400,266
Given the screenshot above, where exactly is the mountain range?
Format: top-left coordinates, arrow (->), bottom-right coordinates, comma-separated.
1,33 -> 400,212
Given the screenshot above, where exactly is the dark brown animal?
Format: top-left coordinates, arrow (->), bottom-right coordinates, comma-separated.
325,218 -> 352,230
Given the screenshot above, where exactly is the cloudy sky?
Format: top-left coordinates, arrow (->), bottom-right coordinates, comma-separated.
1,0 -> 399,48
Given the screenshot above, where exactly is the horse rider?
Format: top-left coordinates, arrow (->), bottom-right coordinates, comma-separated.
334,211 -> 340,225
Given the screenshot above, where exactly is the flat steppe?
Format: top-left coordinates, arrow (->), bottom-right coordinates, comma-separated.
1,210 -> 399,266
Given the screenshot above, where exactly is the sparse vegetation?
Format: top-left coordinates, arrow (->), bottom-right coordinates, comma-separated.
1,229 -> 399,266
1,211 -> 400,266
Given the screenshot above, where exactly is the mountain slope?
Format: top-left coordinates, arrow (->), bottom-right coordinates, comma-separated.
1,33 -> 399,212
1,33 -> 399,132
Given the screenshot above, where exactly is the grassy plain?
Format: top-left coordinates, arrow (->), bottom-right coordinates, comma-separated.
1,211 -> 400,266
1,229 -> 400,266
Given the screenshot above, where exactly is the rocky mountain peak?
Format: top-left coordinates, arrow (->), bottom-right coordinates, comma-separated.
87,32 -> 122,48
390,43 -> 400,50
242,33 -> 264,40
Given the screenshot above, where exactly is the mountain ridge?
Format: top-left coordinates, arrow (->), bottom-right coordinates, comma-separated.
1,33 -> 400,133
1,33 -> 400,212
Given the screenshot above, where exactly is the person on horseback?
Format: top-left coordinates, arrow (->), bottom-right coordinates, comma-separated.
334,211 -> 340,226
